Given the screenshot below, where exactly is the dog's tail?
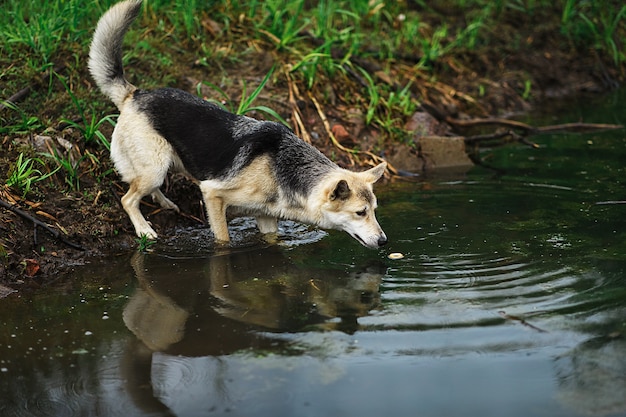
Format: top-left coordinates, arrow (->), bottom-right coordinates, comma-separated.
88,0 -> 142,109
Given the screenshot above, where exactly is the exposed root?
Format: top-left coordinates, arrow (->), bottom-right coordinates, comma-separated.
308,92 -> 398,175
0,189 -> 85,251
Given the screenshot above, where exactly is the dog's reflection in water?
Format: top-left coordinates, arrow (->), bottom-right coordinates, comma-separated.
124,246 -> 384,347
121,247 -> 384,413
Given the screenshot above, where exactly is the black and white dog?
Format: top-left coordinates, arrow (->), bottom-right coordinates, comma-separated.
89,0 -> 387,248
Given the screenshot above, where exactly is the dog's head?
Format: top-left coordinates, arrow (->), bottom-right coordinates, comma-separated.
319,162 -> 388,249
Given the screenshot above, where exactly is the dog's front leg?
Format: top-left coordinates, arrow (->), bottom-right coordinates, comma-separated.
204,196 -> 230,243
256,216 -> 278,243
256,216 -> 278,234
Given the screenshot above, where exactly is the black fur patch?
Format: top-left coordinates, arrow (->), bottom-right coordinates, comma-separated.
357,187 -> 374,204
330,180 -> 351,200
133,88 -> 335,197
134,88 -> 281,179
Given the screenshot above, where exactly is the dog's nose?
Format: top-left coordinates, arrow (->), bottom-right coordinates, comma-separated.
377,235 -> 388,247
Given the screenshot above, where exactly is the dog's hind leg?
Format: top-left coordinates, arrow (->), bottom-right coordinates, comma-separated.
121,180 -> 159,239
151,189 -> 180,212
256,216 -> 278,244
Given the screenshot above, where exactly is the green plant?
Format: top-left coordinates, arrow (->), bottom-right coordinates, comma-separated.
5,153 -> 59,197
197,66 -> 289,125
561,1 -> 626,65
56,73 -> 117,150
44,147 -> 90,192
290,51 -> 337,90
522,79 -> 532,100
1,0 -> 88,69
256,0 -> 309,51
356,66 -> 381,125
0,242 -> 8,263
354,65 -> 417,139
0,101 -> 42,135
135,234 -> 156,252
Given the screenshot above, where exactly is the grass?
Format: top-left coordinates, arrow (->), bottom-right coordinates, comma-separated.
1,0 -> 625,201
5,153 -> 59,197
135,234 -> 156,252
561,1 -> 626,65
56,71 -> 118,150
197,64 -> 288,125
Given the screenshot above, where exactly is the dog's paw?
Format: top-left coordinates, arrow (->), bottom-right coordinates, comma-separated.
261,232 -> 279,245
162,200 -> 180,213
151,191 -> 180,212
136,227 -> 158,240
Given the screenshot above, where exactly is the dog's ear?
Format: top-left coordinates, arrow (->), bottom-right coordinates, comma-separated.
330,180 -> 351,201
362,161 -> 387,183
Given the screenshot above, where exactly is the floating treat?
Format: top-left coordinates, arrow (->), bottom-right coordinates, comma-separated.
387,252 -> 404,260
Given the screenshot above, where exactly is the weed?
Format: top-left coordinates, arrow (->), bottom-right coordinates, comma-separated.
135,234 -> 156,252
197,66 -> 289,126
290,51 -> 332,89
255,0 -> 309,51
56,73 -> 117,150
1,0 -> 88,69
0,243 -> 8,263
0,101 -> 42,135
356,65 -> 417,138
561,1 -> 626,64
43,147 -> 89,192
522,80 -> 533,100
5,153 -> 59,197
356,66 -> 380,125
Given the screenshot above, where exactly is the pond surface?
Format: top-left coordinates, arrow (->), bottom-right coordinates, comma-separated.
2,90 -> 626,417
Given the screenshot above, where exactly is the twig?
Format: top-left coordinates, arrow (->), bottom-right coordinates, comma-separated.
447,117 -> 623,134
536,122 -> 624,133
284,68 -> 311,143
595,200 -> 626,205
465,130 -> 539,148
499,310 -> 547,333
1,63 -> 66,111
448,117 -> 540,133
0,197 -> 85,251
308,92 -> 397,174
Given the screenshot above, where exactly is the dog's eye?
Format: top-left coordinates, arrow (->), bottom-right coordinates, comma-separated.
356,209 -> 367,217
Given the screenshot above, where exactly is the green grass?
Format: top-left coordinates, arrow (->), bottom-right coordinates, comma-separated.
1,0 -> 625,197
135,234 -> 156,252
5,153 -> 59,197
561,0 -> 626,65
197,65 -> 288,125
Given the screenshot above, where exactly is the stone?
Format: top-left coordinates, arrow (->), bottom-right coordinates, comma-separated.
417,136 -> 473,170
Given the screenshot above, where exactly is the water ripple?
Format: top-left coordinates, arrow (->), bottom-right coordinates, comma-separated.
376,252 -> 604,334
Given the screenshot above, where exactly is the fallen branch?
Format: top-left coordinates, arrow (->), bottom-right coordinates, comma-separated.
1,63 -> 66,111
0,197 -> 85,251
499,310 -> 547,333
284,67 -> 312,143
464,130 -> 540,148
537,122 -> 624,133
308,92 -> 398,175
447,117 -> 623,135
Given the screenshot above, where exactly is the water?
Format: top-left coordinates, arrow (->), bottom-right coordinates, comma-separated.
1,90 -> 626,417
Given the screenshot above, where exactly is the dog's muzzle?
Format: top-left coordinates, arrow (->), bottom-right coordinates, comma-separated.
353,232 -> 388,249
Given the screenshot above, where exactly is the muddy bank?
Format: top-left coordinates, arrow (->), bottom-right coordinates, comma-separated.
1,11 -> 623,289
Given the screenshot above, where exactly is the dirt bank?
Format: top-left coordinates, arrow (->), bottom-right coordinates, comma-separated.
1,6 -> 623,290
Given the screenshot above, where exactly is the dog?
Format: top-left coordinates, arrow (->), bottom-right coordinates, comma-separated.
88,0 -> 388,248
